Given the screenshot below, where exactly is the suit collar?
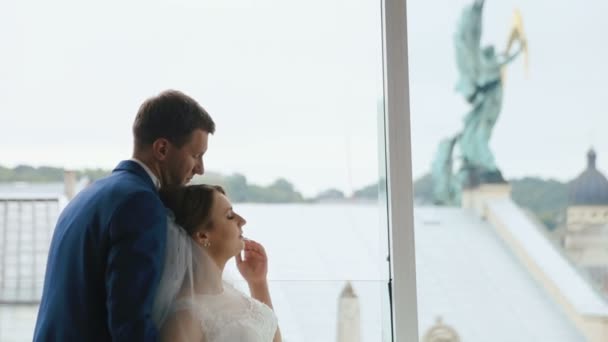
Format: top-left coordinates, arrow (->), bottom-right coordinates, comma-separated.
113,160 -> 158,190
129,158 -> 161,189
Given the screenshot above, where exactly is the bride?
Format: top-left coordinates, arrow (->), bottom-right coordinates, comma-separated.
152,184 -> 282,341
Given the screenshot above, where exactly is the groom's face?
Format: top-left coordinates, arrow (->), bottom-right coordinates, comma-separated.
164,129 -> 209,186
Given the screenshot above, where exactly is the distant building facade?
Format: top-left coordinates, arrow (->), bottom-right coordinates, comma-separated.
563,149 -> 608,294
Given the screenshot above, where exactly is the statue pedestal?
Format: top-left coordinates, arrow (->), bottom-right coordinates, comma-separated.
462,183 -> 511,219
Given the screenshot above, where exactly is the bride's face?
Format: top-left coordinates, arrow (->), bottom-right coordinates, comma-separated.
197,191 -> 246,260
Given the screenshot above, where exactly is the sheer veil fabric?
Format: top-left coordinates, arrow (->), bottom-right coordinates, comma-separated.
152,212 -> 198,328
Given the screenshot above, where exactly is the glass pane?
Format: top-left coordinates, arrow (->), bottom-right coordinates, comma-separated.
0,0 -> 392,340
409,0 -> 608,341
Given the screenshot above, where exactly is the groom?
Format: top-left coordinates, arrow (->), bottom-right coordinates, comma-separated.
33,90 -> 215,341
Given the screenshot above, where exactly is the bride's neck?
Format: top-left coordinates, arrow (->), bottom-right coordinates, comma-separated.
212,256 -> 229,273
194,256 -> 229,294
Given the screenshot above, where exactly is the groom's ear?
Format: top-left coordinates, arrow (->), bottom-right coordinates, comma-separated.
152,138 -> 170,160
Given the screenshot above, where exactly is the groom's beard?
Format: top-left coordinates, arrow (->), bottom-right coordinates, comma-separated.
157,165 -> 180,188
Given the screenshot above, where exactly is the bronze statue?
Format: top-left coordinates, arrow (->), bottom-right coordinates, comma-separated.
432,0 -> 528,205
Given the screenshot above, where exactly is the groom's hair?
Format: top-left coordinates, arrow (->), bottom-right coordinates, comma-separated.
133,90 -> 216,151
160,184 -> 226,235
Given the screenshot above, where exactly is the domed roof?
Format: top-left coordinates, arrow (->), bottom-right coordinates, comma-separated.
569,149 -> 608,205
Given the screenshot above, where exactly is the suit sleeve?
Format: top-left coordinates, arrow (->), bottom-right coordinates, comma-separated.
105,191 -> 166,341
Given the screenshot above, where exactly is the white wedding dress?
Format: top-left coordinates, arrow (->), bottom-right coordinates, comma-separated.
170,282 -> 278,341
152,213 -> 278,341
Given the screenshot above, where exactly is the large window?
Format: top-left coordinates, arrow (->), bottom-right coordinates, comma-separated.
0,1 -> 412,340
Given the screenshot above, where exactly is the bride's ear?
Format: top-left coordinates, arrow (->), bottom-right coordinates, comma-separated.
193,230 -> 210,246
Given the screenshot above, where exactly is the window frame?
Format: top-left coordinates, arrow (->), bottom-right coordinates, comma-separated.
381,0 -> 419,340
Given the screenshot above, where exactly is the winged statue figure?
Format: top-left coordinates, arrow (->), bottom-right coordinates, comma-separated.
432,0 -> 528,205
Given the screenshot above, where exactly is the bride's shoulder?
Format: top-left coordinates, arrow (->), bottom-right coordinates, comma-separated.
161,305 -> 204,341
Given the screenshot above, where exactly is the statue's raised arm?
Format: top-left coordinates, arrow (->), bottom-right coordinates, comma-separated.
500,9 -> 529,69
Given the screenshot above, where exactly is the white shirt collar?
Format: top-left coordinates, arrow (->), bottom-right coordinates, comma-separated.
130,158 -> 161,189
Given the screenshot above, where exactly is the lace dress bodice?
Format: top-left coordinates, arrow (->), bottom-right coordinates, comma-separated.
171,282 -> 278,341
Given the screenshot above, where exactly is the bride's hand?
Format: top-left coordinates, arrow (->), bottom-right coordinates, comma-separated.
236,239 -> 268,285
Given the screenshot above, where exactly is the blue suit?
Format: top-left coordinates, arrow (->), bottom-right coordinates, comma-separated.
34,160 -> 167,341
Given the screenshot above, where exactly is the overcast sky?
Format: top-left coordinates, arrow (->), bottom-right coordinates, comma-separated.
1,0 -> 607,196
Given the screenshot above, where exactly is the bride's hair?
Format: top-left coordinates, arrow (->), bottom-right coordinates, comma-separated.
159,184 -> 226,235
